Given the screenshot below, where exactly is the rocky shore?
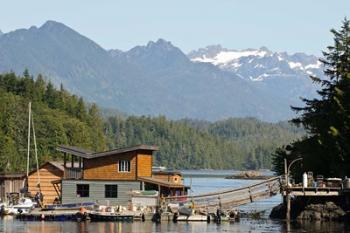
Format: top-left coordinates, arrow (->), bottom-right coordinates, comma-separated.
225,171 -> 274,180
270,201 -> 348,221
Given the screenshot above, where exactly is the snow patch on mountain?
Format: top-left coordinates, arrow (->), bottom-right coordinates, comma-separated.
192,49 -> 268,65
188,45 -> 323,82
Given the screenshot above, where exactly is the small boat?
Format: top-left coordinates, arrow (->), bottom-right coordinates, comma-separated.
89,205 -> 134,222
178,206 -> 193,216
7,198 -> 35,215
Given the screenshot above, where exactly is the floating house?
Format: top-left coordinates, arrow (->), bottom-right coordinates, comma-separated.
26,145 -> 189,205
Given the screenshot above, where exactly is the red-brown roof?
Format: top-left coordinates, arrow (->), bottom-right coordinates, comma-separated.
138,176 -> 189,189
57,144 -> 159,159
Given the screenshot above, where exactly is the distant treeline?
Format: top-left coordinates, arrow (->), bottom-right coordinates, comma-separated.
0,71 -> 303,172
105,116 -> 303,169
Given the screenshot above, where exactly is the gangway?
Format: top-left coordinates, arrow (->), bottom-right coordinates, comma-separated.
163,176 -> 282,212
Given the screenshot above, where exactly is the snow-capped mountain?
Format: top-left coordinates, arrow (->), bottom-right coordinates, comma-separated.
188,45 -> 323,106
188,45 -> 323,82
0,21 -> 326,122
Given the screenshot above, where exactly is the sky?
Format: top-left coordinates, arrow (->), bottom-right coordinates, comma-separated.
1,1 -> 349,55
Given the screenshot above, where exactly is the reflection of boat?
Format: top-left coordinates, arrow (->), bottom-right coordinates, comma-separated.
177,214 -> 207,221
89,212 -> 134,221
7,198 -> 35,215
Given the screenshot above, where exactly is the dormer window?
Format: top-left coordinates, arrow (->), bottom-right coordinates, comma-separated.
119,160 -> 130,172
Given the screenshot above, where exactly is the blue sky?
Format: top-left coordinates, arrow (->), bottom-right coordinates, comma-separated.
1,0 -> 349,55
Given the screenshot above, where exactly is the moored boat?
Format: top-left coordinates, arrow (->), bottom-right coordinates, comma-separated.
7,198 -> 35,215
89,205 -> 135,222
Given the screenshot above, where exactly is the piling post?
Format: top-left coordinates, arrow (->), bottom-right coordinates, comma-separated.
286,191 -> 291,221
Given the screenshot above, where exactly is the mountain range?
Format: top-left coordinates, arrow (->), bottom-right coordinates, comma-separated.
0,21 -> 323,122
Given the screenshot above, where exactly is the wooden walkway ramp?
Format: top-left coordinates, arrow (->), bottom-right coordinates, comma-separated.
164,176 -> 281,211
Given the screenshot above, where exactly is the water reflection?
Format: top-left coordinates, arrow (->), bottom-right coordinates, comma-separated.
1,217 -> 350,233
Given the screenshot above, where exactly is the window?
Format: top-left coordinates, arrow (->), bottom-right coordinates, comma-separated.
76,184 -> 89,197
105,185 -> 118,198
118,160 -> 130,172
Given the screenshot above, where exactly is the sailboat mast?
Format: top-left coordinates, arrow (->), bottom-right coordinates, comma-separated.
31,114 -> 41,189
26,102 -> 31,178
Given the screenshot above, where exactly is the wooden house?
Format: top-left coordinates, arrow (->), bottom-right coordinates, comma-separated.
152,170 -> 183,184
54,145 -> 189,205
26,145 -> 188,206
0,173 -> 26,202
139,170 -> 188,196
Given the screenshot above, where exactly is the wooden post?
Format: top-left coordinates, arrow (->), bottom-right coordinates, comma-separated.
286,191 -> 291,221
284,158 -> 288,187
63,153 -> 66,168
158,185 -> 161,209
248,187 -> 253,202
79,157 -> 82,169
71,155 -> 74,168
63,153 -> 67,178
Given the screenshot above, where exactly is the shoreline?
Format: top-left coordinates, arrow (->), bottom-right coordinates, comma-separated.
225,175 -> 275,180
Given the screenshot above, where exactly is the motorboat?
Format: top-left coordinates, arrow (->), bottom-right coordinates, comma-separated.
7,198 -> 35,215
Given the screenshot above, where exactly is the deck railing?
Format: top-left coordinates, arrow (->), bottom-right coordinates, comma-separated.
64,168 -> 83,179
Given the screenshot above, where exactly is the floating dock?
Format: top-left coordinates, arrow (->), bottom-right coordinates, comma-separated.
17,209 -> 80,221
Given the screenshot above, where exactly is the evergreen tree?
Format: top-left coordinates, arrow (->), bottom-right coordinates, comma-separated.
88,103 -> 106,151
44,81 -> 56,108
75,97 -> 87,121
272,19 -> 350,178
34,74 -> 46,101
0,71 -> 107,172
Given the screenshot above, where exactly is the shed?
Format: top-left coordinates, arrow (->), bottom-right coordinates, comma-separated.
27,161 -> 64,205
0,173 -> 26,202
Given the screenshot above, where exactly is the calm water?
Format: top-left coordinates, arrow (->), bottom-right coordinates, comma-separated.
1,170 -> 349,233
2,217 -> 350,233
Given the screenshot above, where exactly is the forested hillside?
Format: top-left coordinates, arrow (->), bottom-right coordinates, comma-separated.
0,71 -> 304,172
0,71 -> 106,172
105,116 -> 304,169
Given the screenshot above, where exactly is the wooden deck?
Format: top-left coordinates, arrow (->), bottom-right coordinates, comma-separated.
284,187 -> 342,197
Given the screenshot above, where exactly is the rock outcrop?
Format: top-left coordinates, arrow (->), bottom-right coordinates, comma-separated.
297,202 -> 346,221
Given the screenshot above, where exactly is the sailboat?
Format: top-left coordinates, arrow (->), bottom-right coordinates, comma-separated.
6,102 -> 39,215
